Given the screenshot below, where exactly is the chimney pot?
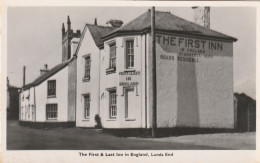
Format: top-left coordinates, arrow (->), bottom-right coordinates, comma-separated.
40,64 -> 49,75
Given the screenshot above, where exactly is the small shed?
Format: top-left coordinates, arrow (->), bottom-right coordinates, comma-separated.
234,93 -> 256,132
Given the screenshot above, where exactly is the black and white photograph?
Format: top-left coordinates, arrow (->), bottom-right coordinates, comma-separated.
1,1 -> 259,163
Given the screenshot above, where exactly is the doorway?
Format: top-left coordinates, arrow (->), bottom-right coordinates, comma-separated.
125,88 -> 135,118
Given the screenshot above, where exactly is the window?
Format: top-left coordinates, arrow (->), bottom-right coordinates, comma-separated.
109,43 -> 116,69
84,55 -> 91,79
28,105 -> 30,119
84,94 -> 90,119
47,80 -> 56,97
21,107 -> 23,120
46,104 -> 57,120
32,105 -> 34,120
126,40 -> 134,69
25,106 -> 27,120
109,90 -> 117,118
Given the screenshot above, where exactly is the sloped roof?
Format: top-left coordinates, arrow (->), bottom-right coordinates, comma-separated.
23,58 -> 74,90
87,24 -> 117,47
8,84 -> 20,89
103,10 -> 237,42
75,24 -> 116,53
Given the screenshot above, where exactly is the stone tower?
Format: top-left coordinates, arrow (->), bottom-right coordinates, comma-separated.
62,16 -> 81,62
192,7 -> 210,28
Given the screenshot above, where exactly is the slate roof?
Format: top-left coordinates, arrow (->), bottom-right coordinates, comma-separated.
75,24 -> 116,53
87,24 -> 117,47
23,58 -> 74,90
103,10 -> 237,42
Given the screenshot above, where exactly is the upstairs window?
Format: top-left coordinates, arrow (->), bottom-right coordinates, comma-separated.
84,55 -> 91,80
126,40 -> 134,69
47,80 -> 56,97
109,43 -> 116,69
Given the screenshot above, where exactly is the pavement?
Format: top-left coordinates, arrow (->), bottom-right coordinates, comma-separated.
6,120 -> 255,150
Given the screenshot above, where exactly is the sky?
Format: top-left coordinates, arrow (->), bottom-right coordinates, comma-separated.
7,6 -> 256,98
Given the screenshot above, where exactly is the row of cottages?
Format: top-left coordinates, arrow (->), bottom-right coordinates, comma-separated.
19,16 -> 79,127
20,7 -> 238,131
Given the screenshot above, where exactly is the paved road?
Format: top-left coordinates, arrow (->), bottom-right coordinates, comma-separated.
7,120 -> 225,150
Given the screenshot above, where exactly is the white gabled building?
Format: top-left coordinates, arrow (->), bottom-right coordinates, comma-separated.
75,23 -> 115,127
74,8 -> 237,131
99,9 -> 237,130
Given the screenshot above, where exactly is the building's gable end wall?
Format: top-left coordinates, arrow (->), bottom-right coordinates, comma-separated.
35,66 -> 69,122
148,33 -> 234,128
76,28 -> 100,127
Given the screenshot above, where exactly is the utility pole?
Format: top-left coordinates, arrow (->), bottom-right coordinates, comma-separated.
23,66 -> 26,87
151,6 -> 157,138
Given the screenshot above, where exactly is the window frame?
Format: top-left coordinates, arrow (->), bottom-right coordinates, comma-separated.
83,94 -> 90,119
46,104 -> 58,120
106,42 -> 116,74
47,80 -> 56,97
125,39 -> 135,69
109,43 -> 116,69
31,105 -> 34,120
108,89 -> 117,119
83,54 -> 91,81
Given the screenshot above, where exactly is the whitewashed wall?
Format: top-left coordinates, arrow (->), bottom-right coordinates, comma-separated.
100,35 -> 145,128
34,66 -> 69,122
76,28 -> 100,127
148,33 -> 234,129
20,87 -> 35,122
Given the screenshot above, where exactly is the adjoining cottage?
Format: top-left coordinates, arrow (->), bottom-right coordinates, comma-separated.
19,16 -> 79,128
75,22 -> 116,127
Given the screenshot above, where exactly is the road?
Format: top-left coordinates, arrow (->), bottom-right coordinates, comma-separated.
6,120 -> 226,150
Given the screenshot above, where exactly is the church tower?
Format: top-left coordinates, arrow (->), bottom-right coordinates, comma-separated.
62,16 -> 81,62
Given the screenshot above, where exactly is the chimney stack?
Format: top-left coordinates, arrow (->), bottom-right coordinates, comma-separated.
192,7 -> 210,28
71,40 -> 79,56
106,20 -> 123,28
23,66 -> 26,87
94,18 -> 97,25
40,64 -> 49,75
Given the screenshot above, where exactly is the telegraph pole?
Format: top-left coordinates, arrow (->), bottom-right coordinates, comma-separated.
151,6 -> 157,138
23,66 -> 26,87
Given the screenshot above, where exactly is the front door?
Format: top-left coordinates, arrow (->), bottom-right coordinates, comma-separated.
125,88 -> 135,118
